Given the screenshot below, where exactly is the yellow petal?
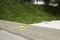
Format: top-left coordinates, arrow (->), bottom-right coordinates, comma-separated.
18,26 -> 25,30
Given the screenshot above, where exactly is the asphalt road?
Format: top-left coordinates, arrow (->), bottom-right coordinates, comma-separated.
0,29 -> 29,40
0,20 -> 60,40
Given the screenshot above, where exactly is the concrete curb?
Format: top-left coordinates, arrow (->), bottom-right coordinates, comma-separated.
0,20 -> 60,40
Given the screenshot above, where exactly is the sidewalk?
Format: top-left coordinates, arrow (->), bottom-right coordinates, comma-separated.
31,20 -> 60,30
0,20 -> 60,40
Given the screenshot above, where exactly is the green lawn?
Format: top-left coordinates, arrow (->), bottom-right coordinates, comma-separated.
0,0 -> 60,24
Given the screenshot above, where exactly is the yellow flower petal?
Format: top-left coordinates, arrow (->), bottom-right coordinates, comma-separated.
18,26 -> 25,30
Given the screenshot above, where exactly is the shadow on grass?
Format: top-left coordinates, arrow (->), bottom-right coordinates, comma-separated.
43,5 -> 60,20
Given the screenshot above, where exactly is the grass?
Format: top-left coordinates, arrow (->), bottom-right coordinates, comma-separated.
0,0 -> 60,24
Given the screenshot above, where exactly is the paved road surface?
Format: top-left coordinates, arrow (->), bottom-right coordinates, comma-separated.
0,20 -> 60,40
0,29 -> 29,40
